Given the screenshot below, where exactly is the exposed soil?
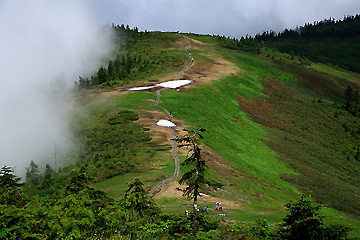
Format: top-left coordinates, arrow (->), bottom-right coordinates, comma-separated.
158,37 -> 241,87
181,58 -> 240,88
155,177 -> 247,210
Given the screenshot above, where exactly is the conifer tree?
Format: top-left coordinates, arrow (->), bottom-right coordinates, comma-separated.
25,160 -> 39,183
123,178 -> 159,216
282,193 -> 324,239
0,165 -> 21,188
345,86 -> 354,111
281,193 -> 351,239
176,128 -> 222,234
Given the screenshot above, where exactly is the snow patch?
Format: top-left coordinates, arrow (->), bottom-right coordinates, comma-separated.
199,192 -> 209,197
156,119 -> 176,128
155,80 -> 193,89
126,86 -> 155,91
119,80 -> 193,91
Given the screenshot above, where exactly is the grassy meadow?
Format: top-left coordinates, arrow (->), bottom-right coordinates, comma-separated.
73,32 -> 360,235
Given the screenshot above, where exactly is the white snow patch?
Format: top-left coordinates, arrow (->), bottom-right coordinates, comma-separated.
126,86 -> 155,91
119,80 -> 193,91
155,80 -> 193,89
156,119 -> 176,127
199,192 -> 209,197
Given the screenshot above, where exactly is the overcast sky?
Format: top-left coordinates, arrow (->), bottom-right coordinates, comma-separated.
87,0 -> 360,38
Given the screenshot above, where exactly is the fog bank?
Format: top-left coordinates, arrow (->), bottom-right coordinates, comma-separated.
0,1 -> 114,176
88,0 -> 360,38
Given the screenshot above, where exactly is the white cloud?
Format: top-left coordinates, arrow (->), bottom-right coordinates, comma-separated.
88,0 -> 360,37
0,0 -> 114,176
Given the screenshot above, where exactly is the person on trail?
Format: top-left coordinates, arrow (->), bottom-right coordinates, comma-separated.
204,206 -> 208,215
215,201 -> 219,211
169,114 -> 173,121
185,210 -> 188,216
219,202 -> 223,211
191,57 -> 194,62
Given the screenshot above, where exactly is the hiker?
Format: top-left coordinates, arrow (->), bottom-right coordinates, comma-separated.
215,201 -> 219,211
191,57 -> 194,62
219,202 -> 223,211
169,114 -> 173,121
185,210 -> 188,216
204,206 -> 208,215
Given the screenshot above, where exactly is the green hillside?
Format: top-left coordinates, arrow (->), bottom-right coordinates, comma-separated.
2,20 -> 360,238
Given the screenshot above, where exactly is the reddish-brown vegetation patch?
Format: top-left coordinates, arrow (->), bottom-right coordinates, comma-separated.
238,74 -> 360,216
237,97 -> 274,122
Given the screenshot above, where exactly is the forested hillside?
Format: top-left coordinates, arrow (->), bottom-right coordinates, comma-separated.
256,14 -> 360,72
2,17 -> 360,239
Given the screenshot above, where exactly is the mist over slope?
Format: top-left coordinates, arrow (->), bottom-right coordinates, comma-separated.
0,1 -> 114,176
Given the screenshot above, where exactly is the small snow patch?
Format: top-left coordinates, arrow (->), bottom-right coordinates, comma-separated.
126,86 -> 155,91
199,192 -> 209,197
156,119 -> 176,128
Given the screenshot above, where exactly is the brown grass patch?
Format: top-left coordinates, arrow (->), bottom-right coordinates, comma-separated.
182,58 -> 240,88
188,38 -> 211,48
237,96 -> 275,123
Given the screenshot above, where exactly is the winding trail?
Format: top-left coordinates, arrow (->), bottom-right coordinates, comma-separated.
148,34 -> 193,196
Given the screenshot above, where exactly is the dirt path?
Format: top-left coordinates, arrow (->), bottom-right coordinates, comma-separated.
148,33 -> 194,196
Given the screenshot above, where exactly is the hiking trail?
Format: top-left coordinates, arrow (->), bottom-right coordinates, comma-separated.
147,34 -> 193,196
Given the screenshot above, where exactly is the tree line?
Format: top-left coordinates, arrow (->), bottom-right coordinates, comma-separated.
216,34 -> 262,54
76,24 -> 183,89
256,14 -> 360,42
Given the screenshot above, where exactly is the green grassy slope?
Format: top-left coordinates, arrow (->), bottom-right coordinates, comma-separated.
240,63 -> 360,216
159,51 -> 299,204
75,30 -> 360,235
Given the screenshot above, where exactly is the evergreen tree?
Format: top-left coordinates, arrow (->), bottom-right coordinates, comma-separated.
282,193 -> 324,239
123,178 -> 159,216
345,86 -> 354,111
0,165 -> 21,188
96,66 -> 109,85
107,60 -> 115,80
281,193 -> 351,239
0,166 -> 25,208
353,90 -> 359,113
25,160 -> 39,183
175,128 -> 222,234
0,167 -> 34,239
65,169 -> 91,195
